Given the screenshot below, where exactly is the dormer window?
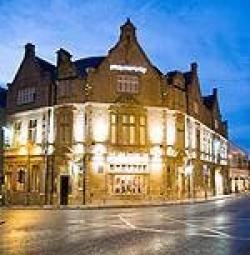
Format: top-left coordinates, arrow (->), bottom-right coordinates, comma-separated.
117,75 -> 139,93
17,87 -> 36,105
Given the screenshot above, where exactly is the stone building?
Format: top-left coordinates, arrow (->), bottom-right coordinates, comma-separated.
4,19 -> 229,205
0,87 -> 7,205
229,142 -> 249,192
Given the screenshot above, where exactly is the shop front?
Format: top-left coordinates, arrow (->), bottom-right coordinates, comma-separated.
105,153 -> 150,200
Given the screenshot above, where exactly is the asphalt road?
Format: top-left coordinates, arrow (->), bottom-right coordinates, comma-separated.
0,196 -> 250,255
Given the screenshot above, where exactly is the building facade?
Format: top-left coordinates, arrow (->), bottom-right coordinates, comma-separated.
0,87 -> 7,205
4,20 -> 229,205
229,142 -> 249,193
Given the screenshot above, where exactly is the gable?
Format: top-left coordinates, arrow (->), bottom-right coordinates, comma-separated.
87,19 -> 164,106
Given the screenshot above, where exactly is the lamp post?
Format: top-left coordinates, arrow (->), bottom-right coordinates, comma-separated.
26,141 -> 33,205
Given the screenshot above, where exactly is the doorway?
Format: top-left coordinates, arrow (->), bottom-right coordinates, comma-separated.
60,175 -> 69,205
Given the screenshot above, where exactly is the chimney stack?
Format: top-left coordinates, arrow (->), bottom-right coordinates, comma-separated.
190,62 -> 198,74
25,43 -> 35,58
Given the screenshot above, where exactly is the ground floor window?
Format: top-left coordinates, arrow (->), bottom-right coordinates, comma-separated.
16,167 -> 26,191
112,175 -> 146,195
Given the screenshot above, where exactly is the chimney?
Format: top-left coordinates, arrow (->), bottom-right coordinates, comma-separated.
56,48 -> 72,66
213,88 -> 217,96
25,43 -> 35,58
190,62 -> 198,74
120,18 -> 137,41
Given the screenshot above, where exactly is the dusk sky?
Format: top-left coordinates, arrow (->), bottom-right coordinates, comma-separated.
0,0 -> 249,152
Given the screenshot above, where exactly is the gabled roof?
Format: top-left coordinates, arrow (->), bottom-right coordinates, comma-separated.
74,56 -> 105,77
35,57 -> 56,74
203,94 -> 215,109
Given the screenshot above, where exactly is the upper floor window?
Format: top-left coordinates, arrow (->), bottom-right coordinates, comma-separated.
122,115 -> 136,145
110,113 -> 146,146
59,113 -> 72,143
13,121 -> 21,145
117,75 -> 139,93
17,87 -> 36,105
28,119 -> 37,143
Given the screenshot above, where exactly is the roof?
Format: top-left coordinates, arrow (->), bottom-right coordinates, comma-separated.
35,57 -> 56,74
0,87 -> 7,108
74,56 -> 105,77
183,71 -> 192,85
203,94 -> 215,109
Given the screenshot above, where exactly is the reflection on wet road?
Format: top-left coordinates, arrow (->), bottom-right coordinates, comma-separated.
0,196 -> 250,255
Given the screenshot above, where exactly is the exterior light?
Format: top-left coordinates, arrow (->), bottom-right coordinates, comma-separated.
93,116 -> 108,142
148,110 -> 164,144
150,146 -> 162,171
184,164 -> 193,176
2,126 -> 11,146
93,144 -> 106,155
167,116 -> 175,146
74,144 -> 84,154
74,112 -> 84,142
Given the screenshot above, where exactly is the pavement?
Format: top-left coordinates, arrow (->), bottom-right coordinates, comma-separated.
0,193 -> 241,210
0,194 -> 250,255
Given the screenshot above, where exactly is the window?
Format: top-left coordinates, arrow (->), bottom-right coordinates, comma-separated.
110,113 -> 146,146
28,119 -> 37,143
113,175 -> 145,195
30,165 -> 39,192
59,113 -> 72,143
17,87 -> 36,105
139,116 -> 146,145
110,114 -> 117,144
117,75 -> 139,93
122,115 -> 135,145
13,121 -> 21,145
16,168 -> 25,191
186,118 -> 192,149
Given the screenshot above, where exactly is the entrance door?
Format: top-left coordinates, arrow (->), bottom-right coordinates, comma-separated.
60,176 -> 69,205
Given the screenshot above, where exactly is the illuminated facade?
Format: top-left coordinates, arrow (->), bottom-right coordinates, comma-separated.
0,88 -> 7,204
229,142 -> 250,193
3,19 -> 229,205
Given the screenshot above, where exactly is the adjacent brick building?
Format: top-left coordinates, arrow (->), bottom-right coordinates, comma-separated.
4,19 -> 229,205
229,142 -> 250,192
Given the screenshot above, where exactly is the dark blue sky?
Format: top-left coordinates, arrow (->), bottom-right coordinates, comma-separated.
0,0 -> 249,152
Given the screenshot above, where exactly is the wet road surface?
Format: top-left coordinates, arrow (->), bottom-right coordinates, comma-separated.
0,196 -> 250,255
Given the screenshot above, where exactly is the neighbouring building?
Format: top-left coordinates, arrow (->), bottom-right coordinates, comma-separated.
229,142 -> 249,192
4,19 -> 229,205
0,87 -> 7,205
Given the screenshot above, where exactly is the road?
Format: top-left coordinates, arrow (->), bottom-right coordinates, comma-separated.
0,196 -> 250,255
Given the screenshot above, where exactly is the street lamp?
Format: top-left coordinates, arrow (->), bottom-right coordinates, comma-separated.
26,141 -> 33,205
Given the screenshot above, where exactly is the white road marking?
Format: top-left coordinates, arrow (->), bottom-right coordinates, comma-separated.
119,215 -> 136,229
162,215 -> 233,239
117,213 -> 250,241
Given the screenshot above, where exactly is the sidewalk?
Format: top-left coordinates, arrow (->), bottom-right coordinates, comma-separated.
1,193 -> 247,210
